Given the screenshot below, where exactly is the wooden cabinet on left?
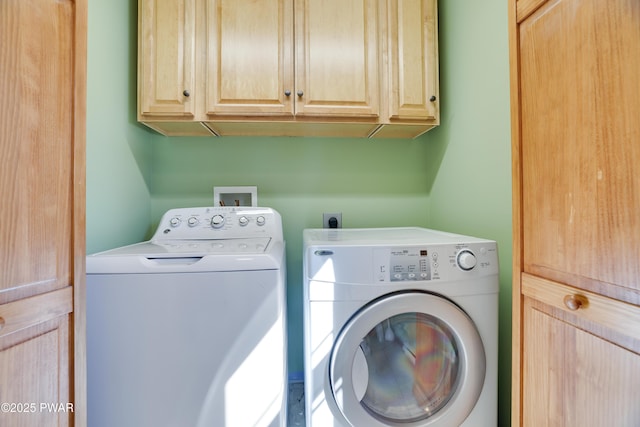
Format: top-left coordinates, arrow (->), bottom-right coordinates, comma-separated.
0,0 -> 87,426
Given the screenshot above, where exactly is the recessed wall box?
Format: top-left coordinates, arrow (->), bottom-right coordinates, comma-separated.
213,186 -> 258,207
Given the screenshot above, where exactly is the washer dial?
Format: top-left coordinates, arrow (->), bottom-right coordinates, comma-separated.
210,214 -> 225,228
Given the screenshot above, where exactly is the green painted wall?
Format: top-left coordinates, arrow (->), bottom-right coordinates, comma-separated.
86,0 -> 512,425
86,0 -> 153,254
428,1 -> 512,425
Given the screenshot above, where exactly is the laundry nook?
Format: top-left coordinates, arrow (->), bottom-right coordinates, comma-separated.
2,0 -> 637,426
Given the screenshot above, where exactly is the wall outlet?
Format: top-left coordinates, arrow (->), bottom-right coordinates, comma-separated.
323,213 -> 342,229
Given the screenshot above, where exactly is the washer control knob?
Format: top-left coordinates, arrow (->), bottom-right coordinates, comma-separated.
239,216 -> 249,226
169,217 -> 181,227
187,216 -> 199,227
256,216 -> 266,226
457,250 -> 477,271
211,214 -> 225,228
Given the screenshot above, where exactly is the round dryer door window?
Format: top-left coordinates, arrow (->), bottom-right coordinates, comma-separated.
328,292 -> 486,427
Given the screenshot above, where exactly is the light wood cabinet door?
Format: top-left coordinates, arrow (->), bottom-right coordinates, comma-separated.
0,0 -> 86,425
386,0 -> 438,122
138,0 -> 197,117
371,0 -> 439,138
519,0 -> 640,302
295,0 -> 380,117
521,275 -> 640,427
206,0 -> 294,116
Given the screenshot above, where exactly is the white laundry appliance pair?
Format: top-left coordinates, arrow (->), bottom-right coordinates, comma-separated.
87,206 -> 287,427
303,227 -> 499,427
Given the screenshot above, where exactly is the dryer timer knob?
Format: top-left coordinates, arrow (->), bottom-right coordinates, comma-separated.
457,250 -> 477,271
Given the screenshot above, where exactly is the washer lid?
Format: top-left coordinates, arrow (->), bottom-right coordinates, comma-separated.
86,238 -> 284,274
328,292 -> 485,427
92,238 -> 272,257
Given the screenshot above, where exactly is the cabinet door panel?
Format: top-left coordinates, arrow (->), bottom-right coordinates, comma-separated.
139,0 -> 196,116
0,317 -> 71,427
523,297 -> 640,426
295,0 -> 379,117
1,0 -> 74,298
519,0 -> 640,299
206,0 -> 293,116
387,0 -> 438,121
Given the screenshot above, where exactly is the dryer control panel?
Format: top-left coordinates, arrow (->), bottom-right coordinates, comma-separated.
387,248 -> 432,281
151,207 -> 283,241
304,228 -> 499,285
373,242 -> 499,283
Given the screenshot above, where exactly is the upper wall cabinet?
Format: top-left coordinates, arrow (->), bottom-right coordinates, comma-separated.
373,0 -> 439,138
207,0 -> 378,118
137,0 -> 439,138
138,0 -> 213,136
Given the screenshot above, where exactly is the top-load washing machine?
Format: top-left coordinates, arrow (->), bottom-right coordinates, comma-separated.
303,227 -> 499,427
87,206 -> 287,427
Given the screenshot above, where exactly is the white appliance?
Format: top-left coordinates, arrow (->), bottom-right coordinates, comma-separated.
87,207 -> 287,427
303,228 -> 499,427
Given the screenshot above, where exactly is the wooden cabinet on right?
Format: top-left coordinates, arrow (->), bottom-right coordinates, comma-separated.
509,0 -> 640,425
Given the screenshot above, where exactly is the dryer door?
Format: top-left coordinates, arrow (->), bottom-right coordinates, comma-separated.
328,292 -> 485,427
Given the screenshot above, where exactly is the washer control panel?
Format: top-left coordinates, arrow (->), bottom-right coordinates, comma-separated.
373,242 -> 498,283
151,207 -> 283,241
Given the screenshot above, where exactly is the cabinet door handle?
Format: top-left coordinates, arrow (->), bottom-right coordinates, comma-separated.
430,95 -> 437,102
284,90 -> 291,97
563,294 -> 586,311
297,90 -> 304,97
183,90 -> 190,97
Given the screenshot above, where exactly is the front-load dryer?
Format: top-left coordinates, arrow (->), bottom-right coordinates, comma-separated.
87,207 -> 287,427
303,227 -> 498,427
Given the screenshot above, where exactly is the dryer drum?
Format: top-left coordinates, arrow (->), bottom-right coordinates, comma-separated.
329,291 -> 486,427
358,312 -> 460,423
